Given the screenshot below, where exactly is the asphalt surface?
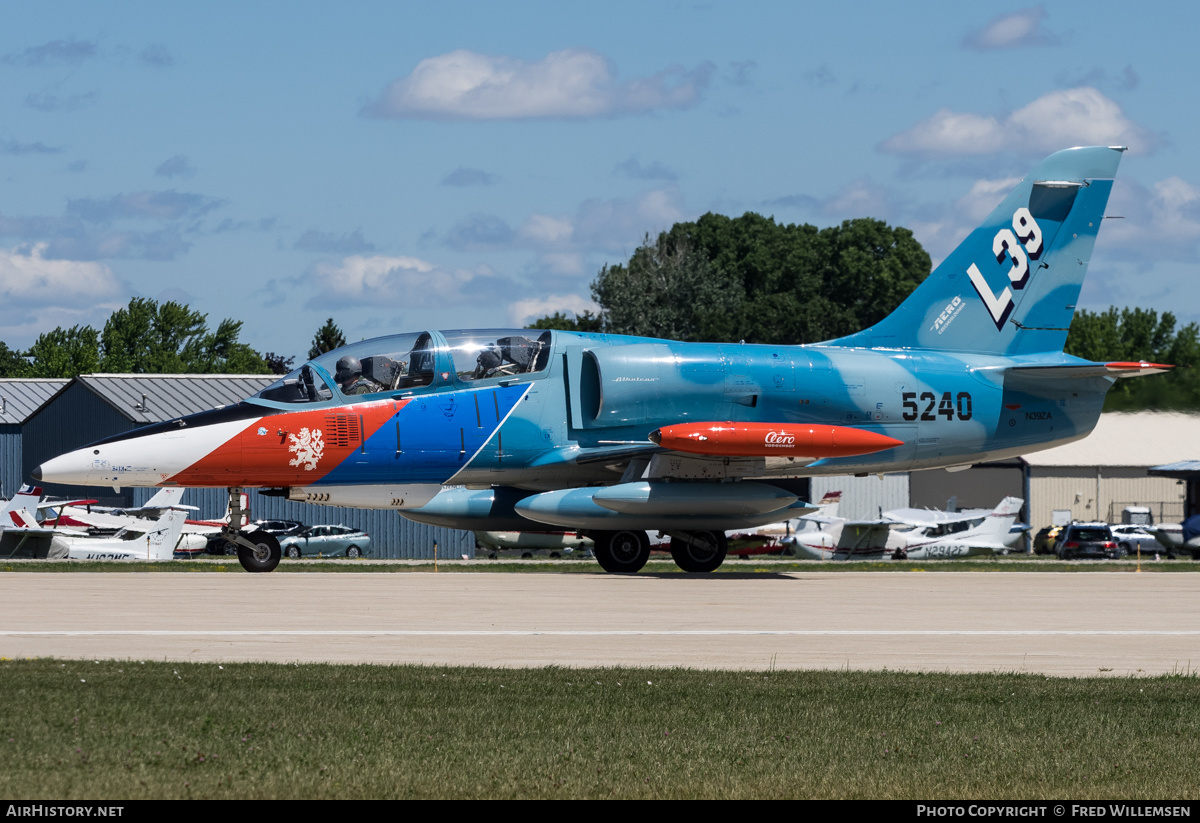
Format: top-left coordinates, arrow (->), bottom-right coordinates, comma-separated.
2,570 -> 1198,676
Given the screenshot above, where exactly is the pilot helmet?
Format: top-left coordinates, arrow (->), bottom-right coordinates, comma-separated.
335,355 -> 362,384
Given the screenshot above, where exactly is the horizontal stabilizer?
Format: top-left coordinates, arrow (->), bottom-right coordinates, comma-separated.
1007,361 -> 1173,380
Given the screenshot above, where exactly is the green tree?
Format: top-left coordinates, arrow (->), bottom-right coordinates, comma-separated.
0,342 -> 29,377
264,352 -> 296,374
591,233 -> 744,341
100,298 -> 206,373
185,318 -> 270,373
98,298 -> 268,374
534,212 -> 932,344
308,318 -> 346,359
1066,307 -> 1200,410
666,213 -> 930,344
26,326 -> 101,378
526,310 -> 603,333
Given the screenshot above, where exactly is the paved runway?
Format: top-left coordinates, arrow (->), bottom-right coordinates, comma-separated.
2,570 -> 1198,676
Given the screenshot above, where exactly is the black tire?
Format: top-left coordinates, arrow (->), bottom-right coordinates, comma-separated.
237,531 -> 281,573
593,530 -> 650,574
669,531 -> 728,573
346,545 -> 361,558
284,544 -> 301,558
1118,542 -> 1132,558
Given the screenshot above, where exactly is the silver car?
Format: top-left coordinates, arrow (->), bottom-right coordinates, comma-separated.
1112,524 -> 1167,558
279,525 -> 371,558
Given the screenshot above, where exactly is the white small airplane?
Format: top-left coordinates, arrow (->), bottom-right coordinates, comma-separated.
0,485 -> 64,558
1152,515 -> 1200,560
782,496 -> 1025,560
52,507 -> 191,561
727,491 -> 843,557
41,487 -> 191,530
37,487 -> 245,556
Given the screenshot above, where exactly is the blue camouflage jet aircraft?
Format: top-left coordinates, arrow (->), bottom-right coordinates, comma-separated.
35,146 -> 1169,574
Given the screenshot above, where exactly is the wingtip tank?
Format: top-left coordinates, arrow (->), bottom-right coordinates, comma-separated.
649,422 -> 904,459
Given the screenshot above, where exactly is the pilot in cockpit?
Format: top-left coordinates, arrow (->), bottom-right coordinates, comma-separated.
335,356 -> 382,395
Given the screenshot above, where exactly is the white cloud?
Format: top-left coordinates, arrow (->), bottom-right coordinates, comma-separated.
1100,177 -> 1200,262
954,177 -> 1022,221
507,294 -> 600,326
537,253 -> 585,276
0,244 -> 126,342
365,48 -> 714,120
0,243 -> 122,306
881,87 -> 1156,156
518,214 -> 574,246
963,6 -> 1059,50
822,178 -> 896,221
573,188 -> 688,249
303,254 -> 515,310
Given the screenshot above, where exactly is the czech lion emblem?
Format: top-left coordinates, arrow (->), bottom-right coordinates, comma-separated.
288,427 -> 325,471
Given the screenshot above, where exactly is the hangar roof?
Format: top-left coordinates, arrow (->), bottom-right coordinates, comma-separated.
78,374 -> 276,424
0,379 -> 70,424
1022,412 -> 1200,468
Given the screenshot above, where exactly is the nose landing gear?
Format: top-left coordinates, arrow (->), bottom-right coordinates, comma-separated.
222,487 -> 281,573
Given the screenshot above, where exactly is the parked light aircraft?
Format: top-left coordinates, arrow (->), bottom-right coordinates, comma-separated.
41,486 -> 189,531
726,491 -> 843,557
783,496 -> 1025,560
0,485 -> 65,558
52,507 -> 190,561
35,146 -> 1168,574
1153,516 -> 1200,560
38,486 -> 211,556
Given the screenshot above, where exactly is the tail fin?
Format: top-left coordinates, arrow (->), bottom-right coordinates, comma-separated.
142,487 -> 183,509
814,491 -> 841,519
827,146 -> 1125,355
3,485 -> 43,518
972,496 -> 1024,542
144,508 -> 188,559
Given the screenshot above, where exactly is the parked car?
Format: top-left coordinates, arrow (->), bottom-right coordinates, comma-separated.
1110,524 -> 1162,557
1033,525 -> 1062,555
1055,522 -> 1119,560
279,525 -> 370,558
250,519 -> 305,538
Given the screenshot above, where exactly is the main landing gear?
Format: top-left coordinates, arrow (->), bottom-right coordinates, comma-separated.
587,529 -> 729,574
667,530 -> 728,573
222,487 -> 281,573
591,529 -> 651,574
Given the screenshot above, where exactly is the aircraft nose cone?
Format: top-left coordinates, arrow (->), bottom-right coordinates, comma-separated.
30,465 -> 42,482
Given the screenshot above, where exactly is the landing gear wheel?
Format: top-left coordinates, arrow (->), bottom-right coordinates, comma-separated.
670,530 -> 728,573
237,531 -> 281,573
593,530 -> 650,574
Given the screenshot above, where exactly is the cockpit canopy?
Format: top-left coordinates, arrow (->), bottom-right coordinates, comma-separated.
251,329 -> 552,405
442,329 -> 551,382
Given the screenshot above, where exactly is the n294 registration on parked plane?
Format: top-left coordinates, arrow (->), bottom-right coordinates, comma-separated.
35,146 -> 1169,574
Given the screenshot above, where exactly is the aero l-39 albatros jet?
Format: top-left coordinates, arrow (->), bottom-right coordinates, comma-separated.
36,146 -> 1168,574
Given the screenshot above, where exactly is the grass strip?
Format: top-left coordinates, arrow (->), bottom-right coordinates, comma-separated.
1,659 -> 1197,799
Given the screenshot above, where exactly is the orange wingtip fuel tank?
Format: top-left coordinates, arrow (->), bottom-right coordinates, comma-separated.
648,422 -> 904,459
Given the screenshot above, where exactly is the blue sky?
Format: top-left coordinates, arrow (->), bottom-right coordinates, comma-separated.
1,1 -> 1197,361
